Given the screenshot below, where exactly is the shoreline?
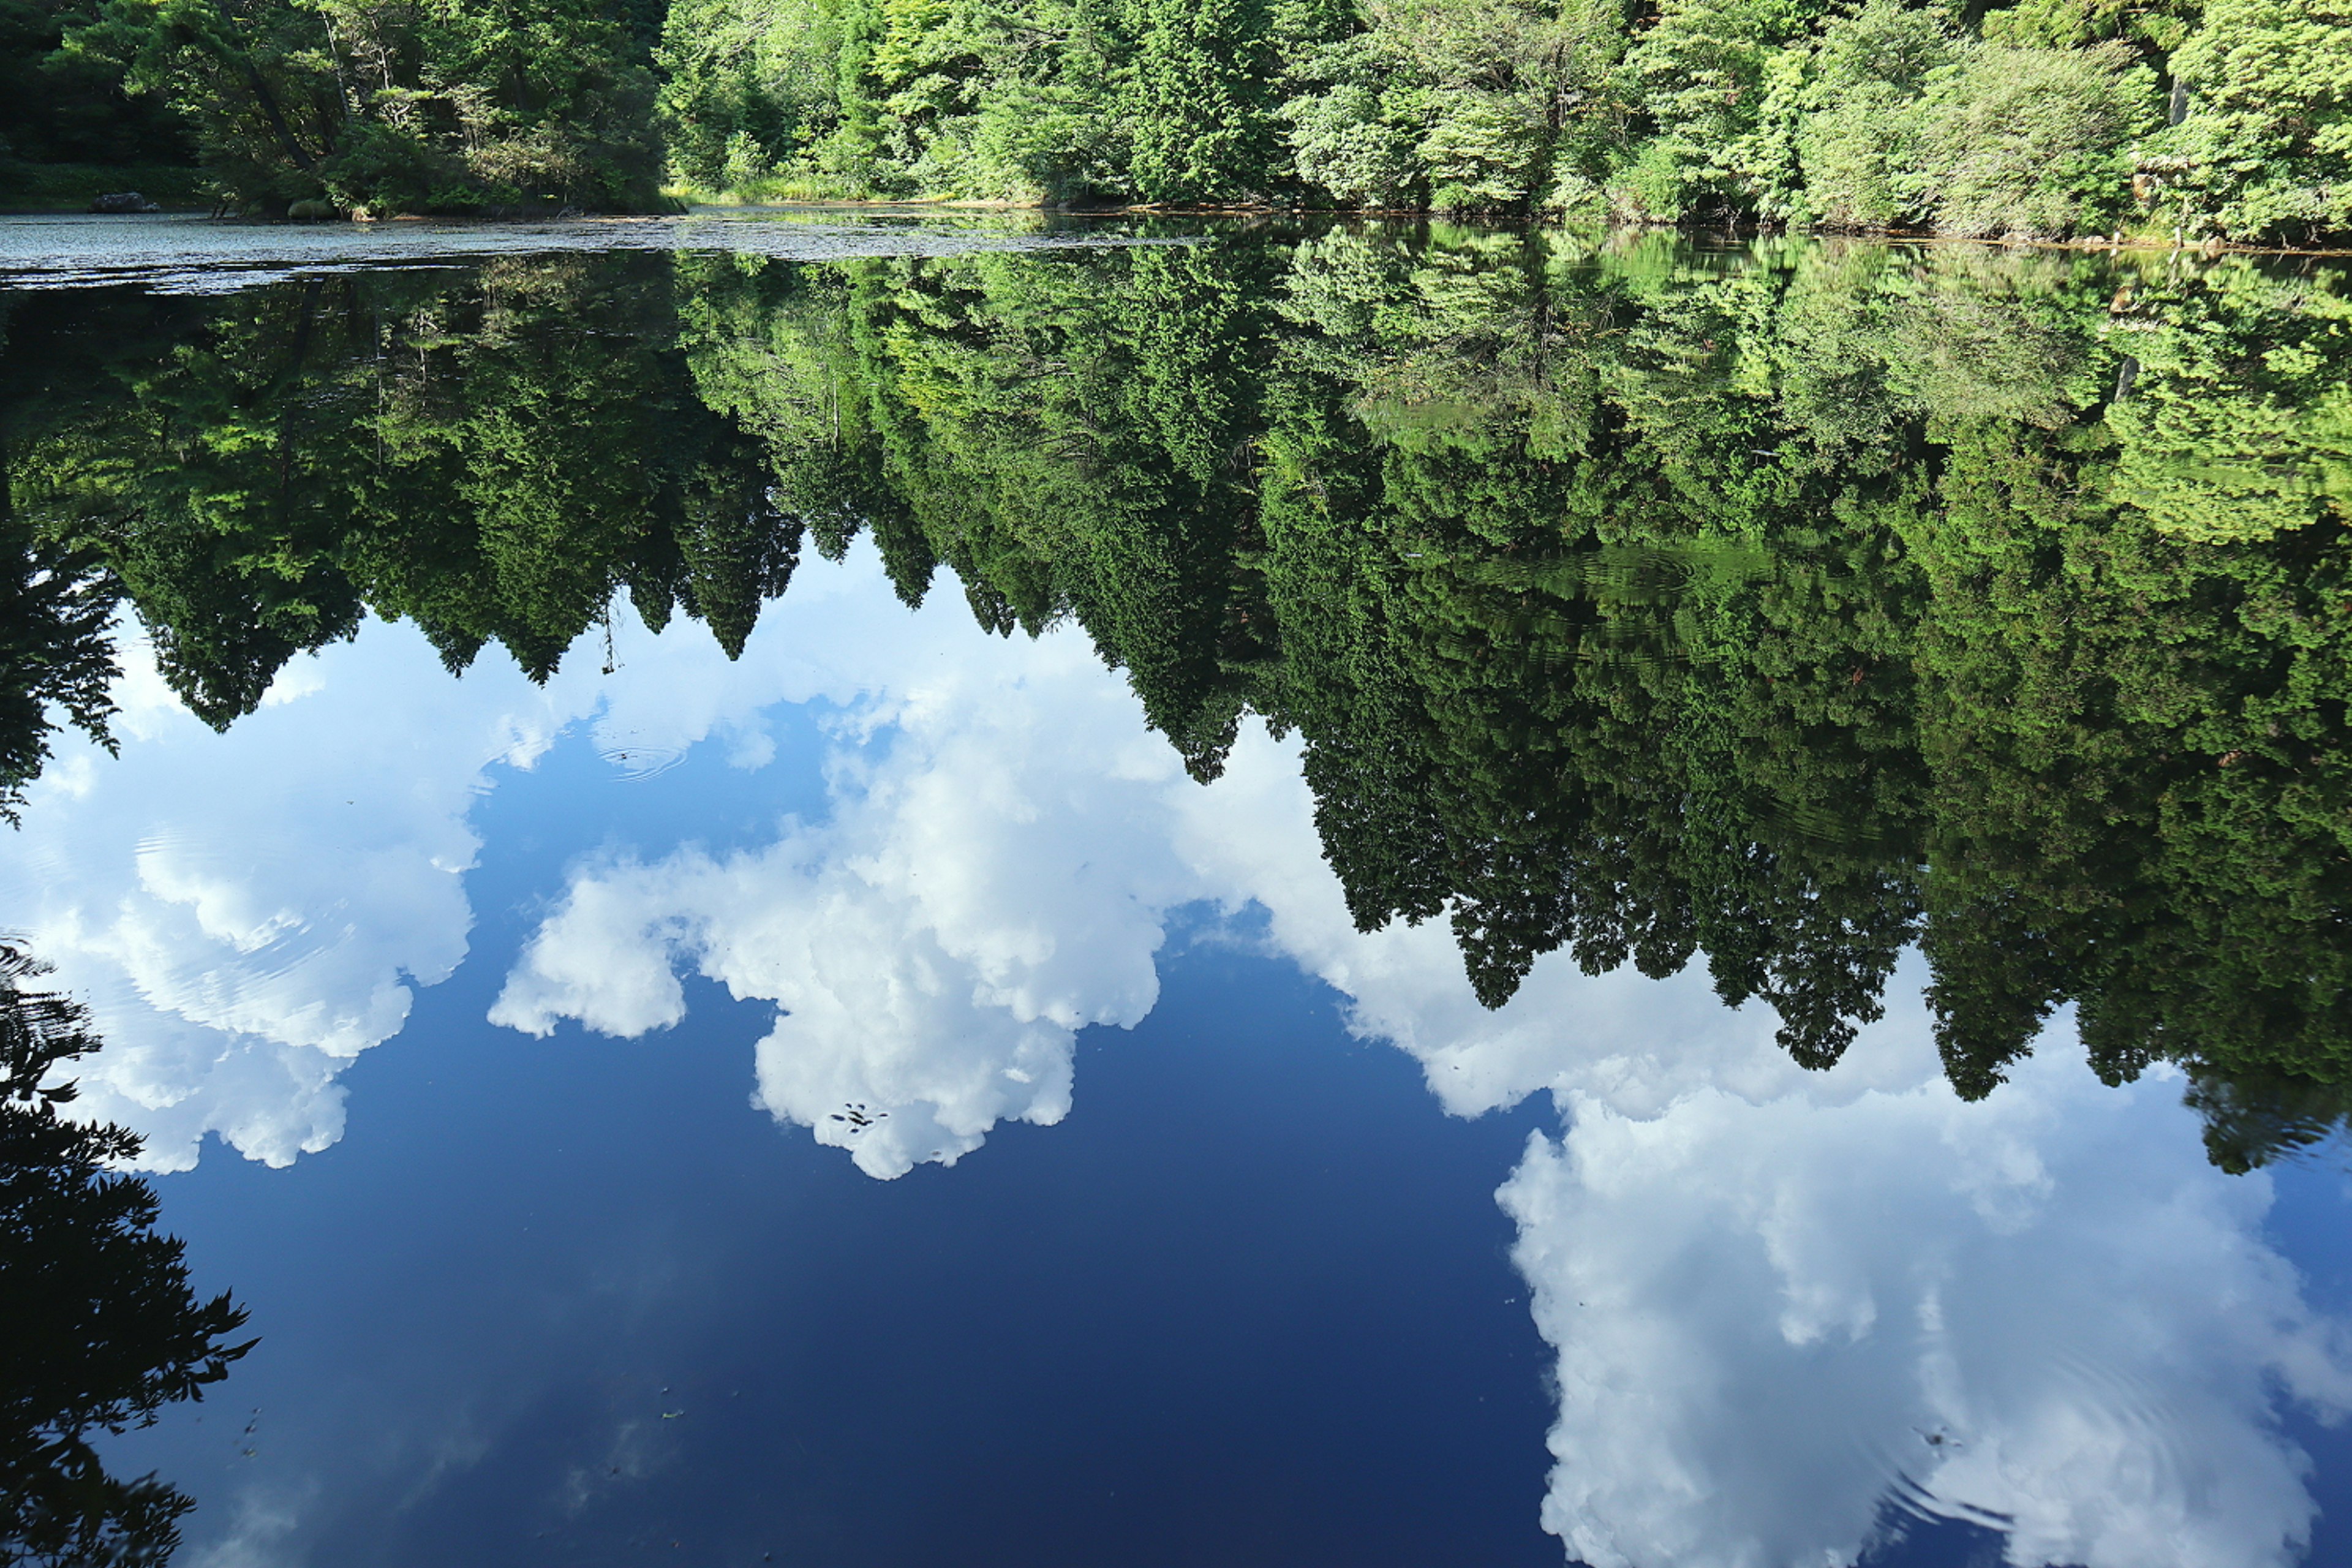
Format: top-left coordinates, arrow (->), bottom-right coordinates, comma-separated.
4,198 -> 2348,260
622,197 -> 2352,259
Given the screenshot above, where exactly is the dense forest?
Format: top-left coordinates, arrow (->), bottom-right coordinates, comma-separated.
1,0 -> 2346,242
2,228 -> 2348,1169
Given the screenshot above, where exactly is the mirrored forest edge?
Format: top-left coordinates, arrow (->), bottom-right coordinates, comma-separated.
2,225 -> 2350,1174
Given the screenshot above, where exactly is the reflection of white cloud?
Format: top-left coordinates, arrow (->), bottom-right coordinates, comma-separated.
0,564 -> 899,1168
0,543 -> 978,1169
5,528 -> 1934,1174
182,1481 -> 309,1568
1168,731 -> 1945,1120
496,611 -> 1943,1180
491,611 -> 1197,1178
0,621 -> 589,1169
17,538 -> 2350,1567
1499,1038 -> 2352,1568
484,562 -> 2352,1567
1163,704 -> 2348,1568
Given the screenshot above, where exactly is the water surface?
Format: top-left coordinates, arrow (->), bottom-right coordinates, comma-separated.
2,216 -> 2350,1568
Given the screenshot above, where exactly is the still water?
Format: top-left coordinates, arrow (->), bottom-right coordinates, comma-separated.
2,214 -> 2351,1568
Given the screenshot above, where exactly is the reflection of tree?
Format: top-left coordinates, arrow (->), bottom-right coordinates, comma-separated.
0,300 -> 125,812
11,277 -> 371,726
0,510 -> 121,827
5,258 -> 797,721
739,229 -> 2352,1136
1254,230 -> 1939,1065
0,946 -> 254,1567
4,234 -> 2351,1160
2184,1068 -> 2352,1176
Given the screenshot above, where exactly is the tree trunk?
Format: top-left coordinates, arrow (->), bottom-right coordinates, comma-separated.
211,0 -> 321,174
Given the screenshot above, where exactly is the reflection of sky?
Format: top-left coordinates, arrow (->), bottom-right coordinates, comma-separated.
12,544 -> 2351,1566
110,871 -> 1559,1568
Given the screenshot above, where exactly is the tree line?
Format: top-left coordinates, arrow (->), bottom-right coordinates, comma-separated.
1,0 -> 2347,243
2,228 -> 2348,1166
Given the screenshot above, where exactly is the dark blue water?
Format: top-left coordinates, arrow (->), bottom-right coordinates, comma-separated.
9,219 -> 2352,1568
95,715 -> 1556,1567
0,532 -> 2334,1568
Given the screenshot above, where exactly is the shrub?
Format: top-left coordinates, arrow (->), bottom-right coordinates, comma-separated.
1793,0 -> 1961,229
1916,40 -> 2153,238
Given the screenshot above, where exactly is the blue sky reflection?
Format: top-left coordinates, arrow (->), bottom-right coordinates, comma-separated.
9,543 -> 2347,1567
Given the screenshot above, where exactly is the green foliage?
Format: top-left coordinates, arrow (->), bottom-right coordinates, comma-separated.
1981,0 -> 2201,54
1793,0 -> 1960,227
6,232 -> 2352,1160
1914,38 -> 2154,238
2,259 -> 786,715
1282,0 -> 1625,213
1621,0 -> 1810,219
655,0 -> 842,190
7,0 -> 2346,235
56,0 -> 666,213
1280,39 -> 1422,207
58,0 -> 343,208
1121,0 -> 1276,202
2103,266 -> 2352,541
2157,0 -> 2352,245
0,0 -> 194,190
968,76 -> 1122,204
0,945 -> 254,1567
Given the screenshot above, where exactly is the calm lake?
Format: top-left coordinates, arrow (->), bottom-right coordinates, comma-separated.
3,213 -> 2351,1568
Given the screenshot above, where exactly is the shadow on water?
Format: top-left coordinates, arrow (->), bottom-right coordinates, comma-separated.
0,946 -> 252,1566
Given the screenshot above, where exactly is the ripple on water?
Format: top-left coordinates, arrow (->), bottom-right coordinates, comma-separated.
1844,1336 -> 2195,1548
596,741 -> 688,782
0,211 -> 1196,295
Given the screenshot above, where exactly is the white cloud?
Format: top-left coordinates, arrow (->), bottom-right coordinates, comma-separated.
1498,1035 -> 2352,1568
0,620 -> 594,1168
20,537 -> 2350,1568
491,591 -> 1200,1178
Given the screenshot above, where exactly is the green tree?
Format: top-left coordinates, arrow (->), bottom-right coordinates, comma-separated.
1122,0 -> 1277,201
1618,0 -> 1811,219
2158,0 -> 2352,245
0,0 -> 194,184
1914,38 -> 2154,238
655,0 -> 843,189
62,0 -> 665,212
0,946 -> 255,1568
1793,0 -> 1960,228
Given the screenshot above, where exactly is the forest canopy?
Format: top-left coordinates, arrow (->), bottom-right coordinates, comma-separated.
5,0 -> 2347,243
4,230 -> 2350,1169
